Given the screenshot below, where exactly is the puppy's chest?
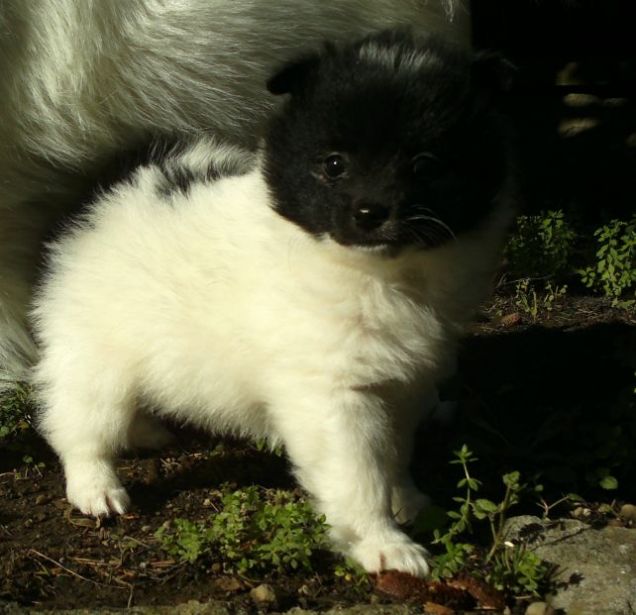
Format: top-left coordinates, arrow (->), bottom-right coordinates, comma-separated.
280,275 -> 450,386
352,289 -> 446,382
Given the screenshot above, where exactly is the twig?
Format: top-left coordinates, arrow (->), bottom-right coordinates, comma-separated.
32,548 -> 136,607
29,549 -> 111,587
29,548 -> 134,602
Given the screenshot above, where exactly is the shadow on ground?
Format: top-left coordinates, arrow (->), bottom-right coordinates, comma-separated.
415,318 -> 636,506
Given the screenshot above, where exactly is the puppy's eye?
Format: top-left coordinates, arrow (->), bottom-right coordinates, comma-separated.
412,152 -> 442,179
323,153 -> 347,179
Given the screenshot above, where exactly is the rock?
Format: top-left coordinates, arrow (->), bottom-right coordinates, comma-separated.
213,576 -> 243,594
506,515 -> 636,615
500,312 -> 522,328
619,503 -> 636,525
423,603 -> 453,615
525,602 -> 555,615
558,117 -> 599,138
0,601 -> 430,615
250,584 -> 277,604
562,93 -> 600,108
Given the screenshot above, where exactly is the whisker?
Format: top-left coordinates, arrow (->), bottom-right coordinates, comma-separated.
403,223 -> 437,247
405,214 -> 456,241
410,205 -> 437,216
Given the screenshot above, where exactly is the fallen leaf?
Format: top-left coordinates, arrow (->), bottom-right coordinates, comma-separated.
500,312 -> 522,327
375,570 -> 472,609
448,575 -> 505,610
424,602 -> 455,615
375,570 -> 427,600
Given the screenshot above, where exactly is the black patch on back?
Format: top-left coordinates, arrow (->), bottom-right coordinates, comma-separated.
89,136 -> 192,201
89,137 -> 247,202
156,164 -> 196,198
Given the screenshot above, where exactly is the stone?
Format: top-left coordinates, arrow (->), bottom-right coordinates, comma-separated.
0,602 -> 430,615
525,602 -> 555,615
250,584 -> 277,604
506,515 -> 636,615
619,504 -> 636,525
500,312 -> 522,328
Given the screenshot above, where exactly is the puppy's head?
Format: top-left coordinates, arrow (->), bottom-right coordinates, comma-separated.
264,29 -> 514,252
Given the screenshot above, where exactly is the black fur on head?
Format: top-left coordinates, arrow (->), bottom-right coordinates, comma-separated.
264,29 -> 514,252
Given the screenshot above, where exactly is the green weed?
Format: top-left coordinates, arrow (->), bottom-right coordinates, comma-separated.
0,383 -> 34,441
579,215 -> 636,307
417,445 -> 553,597
155,486 -> 329,574
514,279 -> 568,321
506,210 -> 576,280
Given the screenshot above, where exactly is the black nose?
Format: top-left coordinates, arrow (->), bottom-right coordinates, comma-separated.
353,203 -> 391,231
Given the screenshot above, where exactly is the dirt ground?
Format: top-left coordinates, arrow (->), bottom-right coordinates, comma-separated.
1,295 -> 634,612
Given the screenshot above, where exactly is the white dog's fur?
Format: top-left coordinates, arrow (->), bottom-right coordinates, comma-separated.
0,0 -> 469,390
32,134 -> 511,575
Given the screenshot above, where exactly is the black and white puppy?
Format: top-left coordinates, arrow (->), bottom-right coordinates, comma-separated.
0,0 -> 468,390
32,31 -> 514,577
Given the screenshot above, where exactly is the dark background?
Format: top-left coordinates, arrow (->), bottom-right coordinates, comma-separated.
471,0 -> 636,224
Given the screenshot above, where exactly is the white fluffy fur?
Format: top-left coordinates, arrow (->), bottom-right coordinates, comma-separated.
32,138 -> 510,576
0,0 -> 470,389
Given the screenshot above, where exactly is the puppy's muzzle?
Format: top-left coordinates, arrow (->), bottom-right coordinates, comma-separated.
353,202 -> 391,232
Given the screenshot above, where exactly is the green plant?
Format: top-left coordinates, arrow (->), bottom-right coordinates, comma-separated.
514,279 -> 567,321
155,486 -> 329,574
542,281 -> 568,314
424,447 -> 475,578
579,216 -> 636,306
155,518 -> 208,563
334,557 -> 371,588
506,210 -> 576,279
419,446 -> 551,597
514,279 -> 538,321
489,543 -> 554,596
0,383 -> 33,441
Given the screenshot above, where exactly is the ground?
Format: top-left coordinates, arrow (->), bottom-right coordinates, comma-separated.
1,294 -> 634,613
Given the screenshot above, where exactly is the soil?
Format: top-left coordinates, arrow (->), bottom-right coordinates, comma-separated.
1,295 -> 634,612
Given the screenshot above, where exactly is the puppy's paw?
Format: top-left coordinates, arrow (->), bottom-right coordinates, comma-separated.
392,482 -> 430,525
351,531 -> 430,577
65,462 -> 130,517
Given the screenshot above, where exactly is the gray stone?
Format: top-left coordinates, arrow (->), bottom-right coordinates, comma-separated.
250,583 -> 277,604
525,602 -> 555,615
506,515 -> 636,615
0,603 -> 422,615
0,600 -> 232,615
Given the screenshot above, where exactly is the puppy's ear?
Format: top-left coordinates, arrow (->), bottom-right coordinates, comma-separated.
266,54 -> 320,96
471,52 -> 516,98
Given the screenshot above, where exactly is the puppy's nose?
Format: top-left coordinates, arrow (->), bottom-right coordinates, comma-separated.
353,203 -> 391,231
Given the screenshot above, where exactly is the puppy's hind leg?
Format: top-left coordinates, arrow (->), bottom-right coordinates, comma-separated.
390,387 -> 437,525
36,362 -> 136,517
128,412 -> 175,451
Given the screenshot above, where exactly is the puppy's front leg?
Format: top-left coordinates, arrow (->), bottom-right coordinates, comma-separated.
269,388 -> 430,577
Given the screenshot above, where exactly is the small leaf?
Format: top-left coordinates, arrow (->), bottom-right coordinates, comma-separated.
502,471 -> 520,487
600,475 -> 618,490
474,499 -> 499,514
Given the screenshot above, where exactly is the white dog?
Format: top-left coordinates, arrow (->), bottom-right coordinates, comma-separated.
0,0 -> 469,390
32,31 -> 514,576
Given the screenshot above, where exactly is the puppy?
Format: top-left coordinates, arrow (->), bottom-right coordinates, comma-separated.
0,0 -> 469,390
32,31 -> 514,576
